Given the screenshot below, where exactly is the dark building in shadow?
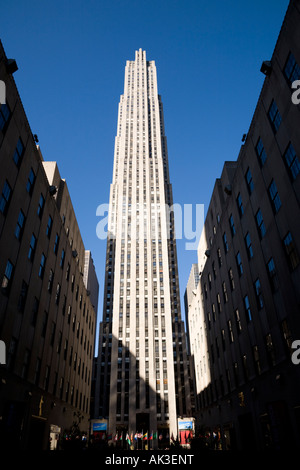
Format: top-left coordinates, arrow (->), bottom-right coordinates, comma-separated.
185,0 -> 300,451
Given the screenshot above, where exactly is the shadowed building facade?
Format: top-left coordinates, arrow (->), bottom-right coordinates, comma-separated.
185,0 -> 300,450
0,40 -> 98,450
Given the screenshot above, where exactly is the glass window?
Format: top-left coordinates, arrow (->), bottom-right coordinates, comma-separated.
223,232 -> 229,253
235,309 -> 242,333
54,233 -> 59,254
267,257 -> 279,292
48,269 -> 54,293
255,138 -> 267,167
13,138 -> 24,168
284,51 -> 300,84
46,215 -> 53,238
0,180 -> 12,215
28,233 -> 37,261
15,210 -> 25,240
255,209 -> 266,239
229,214 -> 236,236
1,259 -> 14,294
18,280 -> 28,312
26,168 -> 36,195
254,278 -> 264,309
245,168 -> 254,194
268,100 -> 282,133
236,252 -> 243,276
0,103 -> 11,131
39,253 -> 46,279
228,268 -> 235,291
283,142 -> 300,180
244,295 -> 252,322
283,231 -> 299,270
60,249 -> 65,268
245,232 -> 253,259
237,193 -> 244,217
268,179 -> 281,213
37,194 -> 45,218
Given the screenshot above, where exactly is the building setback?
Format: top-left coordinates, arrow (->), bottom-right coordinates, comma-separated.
185,0 -> 300,450
93,49 -> 192,446
0,40 -> 98,450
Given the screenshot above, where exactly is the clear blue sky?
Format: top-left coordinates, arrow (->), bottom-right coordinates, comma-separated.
1,0 -> 289,344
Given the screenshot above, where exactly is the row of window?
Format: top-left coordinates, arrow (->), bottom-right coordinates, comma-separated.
199,319 -> 292,409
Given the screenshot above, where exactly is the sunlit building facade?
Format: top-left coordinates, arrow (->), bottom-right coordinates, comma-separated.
94,49 -> 192,445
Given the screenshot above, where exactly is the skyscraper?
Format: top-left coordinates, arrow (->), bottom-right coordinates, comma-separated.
94,49 -> 192,445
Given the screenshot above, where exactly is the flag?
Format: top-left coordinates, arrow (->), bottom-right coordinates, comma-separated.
114,433 -> 118,441
119,433 -> 123,440
134,433 -> 138,440
149,432 -> 153,440
153,432 -> 157,440
143,432 -> 148,440
126,433 -> 131,445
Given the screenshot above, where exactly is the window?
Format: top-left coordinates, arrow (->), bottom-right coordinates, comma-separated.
0,103 -> 11,131
268,179 -> 281,213
54,233 -> 59,254
39,253 -> 46,279
235,309 -> 242,333
55,283 -> 61,305
265,333 -> 276,367
41,311 -> 48,337
237,193 -> 244,217
283,142 -> 300,181
267,257 -> 279,292
13,138 -> 24,168
28,234 -> 37,261
244,295 -> 252,322
48,269 -> 54,293
223,232 -> 229,253
18,280 -> 28,312
60,249 -> 65,268
245,232 -> 253,259
254,278 -> 264,309
228,268 -> 235,291
66,263 -> 70,281
21,349 -> 31,379
255,209 -> 266,239
217,293 -> 222,313
0,180 -> 12,215
283,231 -> 299,270
222,282 -> 228,303
255,138 -> 267,167
31,297 -> 39,326
268,100 -> 282,133
229,214 -> 236,236
253,346 -> 261,375
236,252 -> 243,276
26,168 -> 35,195
1,259 -> 14,295
245,168 -> 254,194
228,320 -> 234,343
37,194 -> 45,218
15,210 -> 25,240
217,248 -> 222,267
46,216 -> 53,238
284,51 -> 300,84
